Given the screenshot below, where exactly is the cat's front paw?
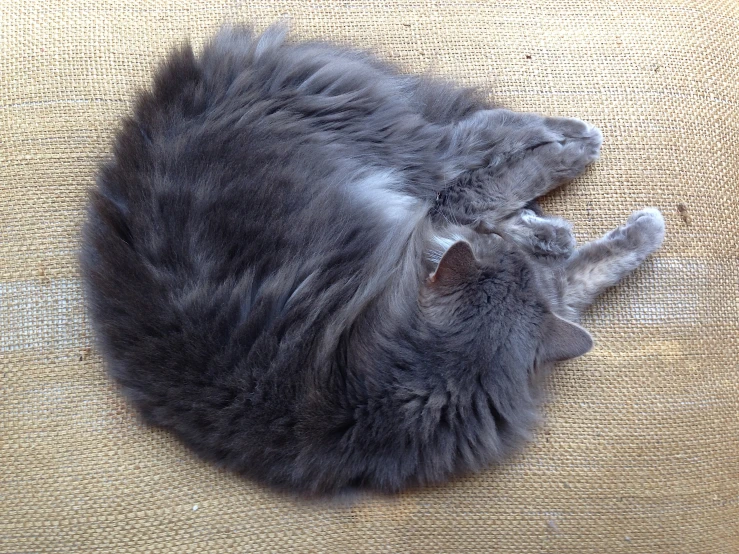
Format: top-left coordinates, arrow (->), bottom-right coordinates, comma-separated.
626,208 -> 666,252
607,208 -> 666,257
504,210 -> 576,260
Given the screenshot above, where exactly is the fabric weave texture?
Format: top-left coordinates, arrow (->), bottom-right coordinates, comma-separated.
1,1 -> 737,552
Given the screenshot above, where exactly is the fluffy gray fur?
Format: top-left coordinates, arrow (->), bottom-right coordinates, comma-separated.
81,25 -> 665,495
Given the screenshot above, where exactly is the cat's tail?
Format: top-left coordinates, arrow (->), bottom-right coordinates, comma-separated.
136,23 -> 290,131
80,46 -> 200,355
82,25 -> 297,409
81,185 -> 249,438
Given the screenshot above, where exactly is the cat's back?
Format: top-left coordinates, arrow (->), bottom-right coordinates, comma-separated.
82,26 -> 428,378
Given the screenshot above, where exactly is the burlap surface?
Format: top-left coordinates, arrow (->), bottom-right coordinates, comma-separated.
2,1 -> 738,552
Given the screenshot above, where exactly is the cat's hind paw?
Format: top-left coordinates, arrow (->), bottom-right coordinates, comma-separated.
529,118 -> 602,182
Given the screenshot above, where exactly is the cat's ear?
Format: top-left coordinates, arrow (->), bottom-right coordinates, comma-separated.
429,241 -> 477,287
539,313 -> 593,362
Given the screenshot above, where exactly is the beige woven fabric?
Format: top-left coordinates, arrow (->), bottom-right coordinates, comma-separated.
2,1 -> 738,552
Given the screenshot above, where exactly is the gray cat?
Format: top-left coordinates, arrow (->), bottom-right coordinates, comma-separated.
81,25 -> 665,494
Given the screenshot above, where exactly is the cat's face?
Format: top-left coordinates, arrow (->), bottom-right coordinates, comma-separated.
421,238 -> 592,373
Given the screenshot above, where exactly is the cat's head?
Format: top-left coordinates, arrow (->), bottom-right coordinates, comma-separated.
420,238 -> 592,371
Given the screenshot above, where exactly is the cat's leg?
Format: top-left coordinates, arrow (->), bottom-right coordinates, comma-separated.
434,110 -> 601,222
563,208 -> 665,316
444,110 -> 600,174
402,77 -> 491,125
487,115 -> 601,209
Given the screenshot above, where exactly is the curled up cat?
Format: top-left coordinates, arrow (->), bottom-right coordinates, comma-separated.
81,25 -> 665,494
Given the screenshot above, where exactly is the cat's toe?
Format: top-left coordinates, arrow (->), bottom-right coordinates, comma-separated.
582,125 -> 603,157
545,116 -> 602,141
627,207 -> 665,228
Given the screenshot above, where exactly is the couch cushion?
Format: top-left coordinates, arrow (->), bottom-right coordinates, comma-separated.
2,1 -> 737,552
